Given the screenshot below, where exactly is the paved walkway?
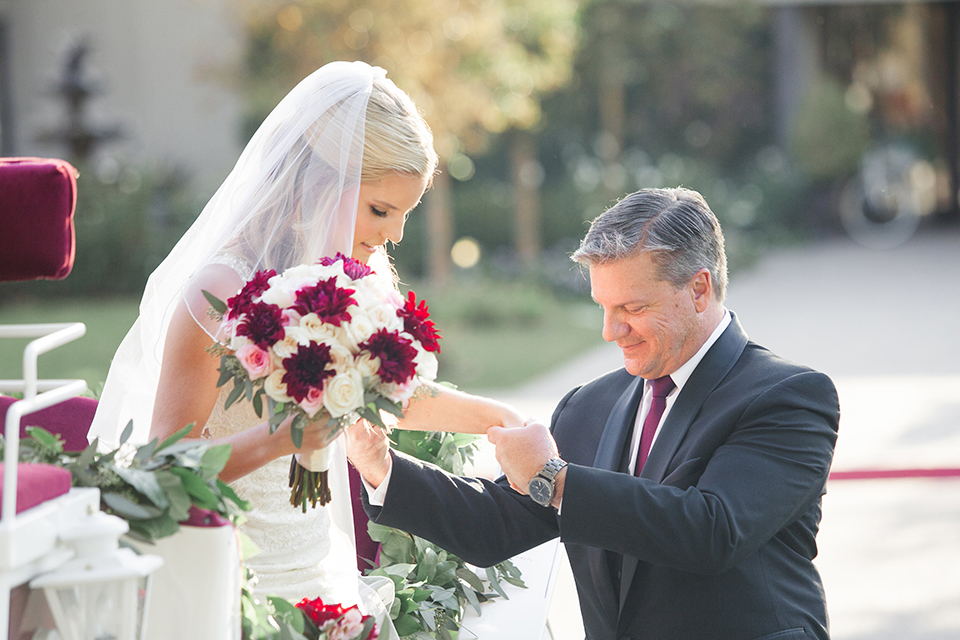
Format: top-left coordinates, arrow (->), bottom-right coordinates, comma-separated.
481,224 -> 960,640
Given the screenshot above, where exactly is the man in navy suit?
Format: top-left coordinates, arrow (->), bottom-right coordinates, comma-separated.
348,187 -> 839,640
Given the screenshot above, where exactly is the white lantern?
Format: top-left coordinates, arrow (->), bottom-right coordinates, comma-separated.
30,512 -> 163,640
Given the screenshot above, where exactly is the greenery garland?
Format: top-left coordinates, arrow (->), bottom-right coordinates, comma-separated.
3,423 -> 524,639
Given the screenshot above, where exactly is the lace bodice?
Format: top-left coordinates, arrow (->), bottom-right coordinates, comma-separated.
204,386 -> 360,606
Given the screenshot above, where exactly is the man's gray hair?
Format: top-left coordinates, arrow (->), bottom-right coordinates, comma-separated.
571,187 -> 728,301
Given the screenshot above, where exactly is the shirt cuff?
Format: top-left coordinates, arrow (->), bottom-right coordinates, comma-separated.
362,453 -> 394,507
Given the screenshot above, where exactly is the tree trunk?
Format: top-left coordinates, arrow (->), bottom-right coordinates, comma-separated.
510,129 -> 542,269
425,167 -> 453,286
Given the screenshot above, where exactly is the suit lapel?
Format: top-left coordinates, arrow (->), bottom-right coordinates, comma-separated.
593,375 -> 644,471
619,314 -> 750,613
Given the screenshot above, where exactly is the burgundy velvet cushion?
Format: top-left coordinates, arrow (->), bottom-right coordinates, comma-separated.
0,463 -> 72,517
0,395 -> 98,452
0,157 -> 78,282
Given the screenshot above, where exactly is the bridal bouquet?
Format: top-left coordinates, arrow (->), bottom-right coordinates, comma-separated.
207,252 -> 440,510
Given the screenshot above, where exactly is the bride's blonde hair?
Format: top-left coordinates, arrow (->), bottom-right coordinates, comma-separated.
230,72 -> 437,273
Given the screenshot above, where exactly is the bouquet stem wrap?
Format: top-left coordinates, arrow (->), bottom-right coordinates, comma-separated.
289,446 -> 335,510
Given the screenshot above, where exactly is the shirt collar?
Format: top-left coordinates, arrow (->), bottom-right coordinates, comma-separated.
664,309 -> 731,394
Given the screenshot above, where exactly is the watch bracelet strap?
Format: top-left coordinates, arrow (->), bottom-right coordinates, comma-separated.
538,457 -> 567,482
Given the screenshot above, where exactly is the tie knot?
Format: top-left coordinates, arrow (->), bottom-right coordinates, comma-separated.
650,375 -> 675,398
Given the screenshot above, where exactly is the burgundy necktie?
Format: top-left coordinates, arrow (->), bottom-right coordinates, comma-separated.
635,375 -> 676,475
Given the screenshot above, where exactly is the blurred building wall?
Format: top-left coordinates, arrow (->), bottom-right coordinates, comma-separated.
0,0 -> 244,194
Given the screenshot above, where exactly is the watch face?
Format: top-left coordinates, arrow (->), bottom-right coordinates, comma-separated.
529,478 -> 552,506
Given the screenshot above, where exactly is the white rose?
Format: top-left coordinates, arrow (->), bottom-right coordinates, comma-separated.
271,331 -> 301,360
322,370 -> 364,418
341,315 -> 376,351
354,351 -> 380,380
263,369 -> 293,403
298,313 -> 341,343
414,349 -> 439,381
328,343 -> 355,373
368,303 -> 403,333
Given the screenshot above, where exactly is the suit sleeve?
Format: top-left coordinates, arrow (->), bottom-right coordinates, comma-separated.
559,370 -> 839,575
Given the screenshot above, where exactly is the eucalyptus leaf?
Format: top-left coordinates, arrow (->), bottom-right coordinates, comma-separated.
102,492 -> 159,520
216,479 -> 251,511
373,394 -> 404,418
200,444 -> 232,480
202,289 -> 228,314
119,420 -> 134,445
485,566 -> 510,600
225,380 -> 245,410
156,423 -> 195,453
155,471 -> 192,521
24,426 -> 59,449
112,466 -> 170,509
170,467 -> 220,510
456,567 -> 485,594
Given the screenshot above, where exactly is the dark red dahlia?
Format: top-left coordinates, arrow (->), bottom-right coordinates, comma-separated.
318,252 -> 373,279
292,276 -> 356,326
235,301 -> 285,349
360,329 -> 419,385
398,290 -> 441,353
226,269 -> 276,320
281,342 -> 336,402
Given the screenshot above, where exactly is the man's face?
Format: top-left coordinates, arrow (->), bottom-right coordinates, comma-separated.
590,251 -> 702,379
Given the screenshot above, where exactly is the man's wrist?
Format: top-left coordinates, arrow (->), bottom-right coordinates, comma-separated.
550,466 -> 566,509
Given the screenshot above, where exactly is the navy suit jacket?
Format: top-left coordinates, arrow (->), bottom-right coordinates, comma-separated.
365,315 -> 840,640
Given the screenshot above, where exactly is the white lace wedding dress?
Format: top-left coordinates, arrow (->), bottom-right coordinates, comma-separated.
204,387 -> 397,636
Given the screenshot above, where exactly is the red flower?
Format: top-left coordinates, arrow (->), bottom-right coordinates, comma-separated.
292,277 -> 356,327
360,329 -> 419,385
226,269 -> 276,320
398,291 -> 441,353
235,301 -> 285,349
296,596 -> 347,626
319,252 -> 373,280
282,342 -> 336,402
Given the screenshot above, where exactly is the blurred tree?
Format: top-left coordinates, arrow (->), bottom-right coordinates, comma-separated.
240,0 -> 579,282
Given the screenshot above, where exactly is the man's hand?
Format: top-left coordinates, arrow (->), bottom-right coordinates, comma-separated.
345,420 -> 392,489
487,421 -> 562,501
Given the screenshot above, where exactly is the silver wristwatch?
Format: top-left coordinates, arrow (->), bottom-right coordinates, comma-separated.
528,457 -> 568,507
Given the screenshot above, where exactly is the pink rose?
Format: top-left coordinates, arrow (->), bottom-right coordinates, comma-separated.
300,387 -> 324,417
236,343 -> 271,379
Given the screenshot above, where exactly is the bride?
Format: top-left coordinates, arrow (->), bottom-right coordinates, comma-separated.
88,60 -> 523,636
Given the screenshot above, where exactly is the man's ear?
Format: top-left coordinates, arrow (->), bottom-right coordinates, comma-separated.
690,269 -> 712,313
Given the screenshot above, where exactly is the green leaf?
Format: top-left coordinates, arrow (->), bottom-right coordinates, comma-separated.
373,394 -> 404,419
155,471 -> 192,522
200,444 -> 232,480
225,379 -> 245,410
456,567 -> 485,594
485,566 -> 510,600
202,289 -> 228,315
357,405 -> 387,430
170,467 -> 220,510
102,492 -> 159,520
290,414 -> 307,449
252,390 -> 263,418
156,423 -> 195,452
134,439 -> 158,463
268,597 -> 305,634
112,466 -> 170,509
393,613 -> 423,637
216,357 -> 235,388
416,547 -> 439,583
119,420 -> 134,446
433,560 -> 457,586
25,426 -> 59,450
216,479 -> 251,511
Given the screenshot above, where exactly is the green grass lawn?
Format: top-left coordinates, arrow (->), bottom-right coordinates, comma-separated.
0,295 -> 605,395
0,298 -> 140,395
